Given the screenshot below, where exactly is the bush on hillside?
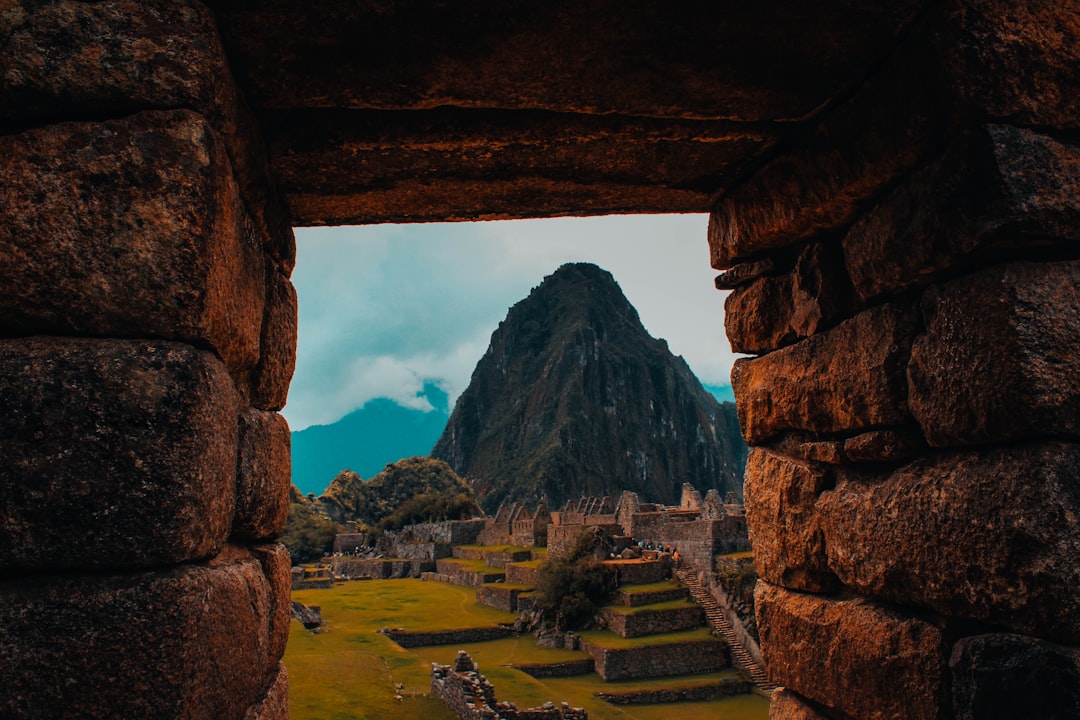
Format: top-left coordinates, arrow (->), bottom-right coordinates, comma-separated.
320,457 -> 475,526
279,496 -> 345,564
377,491 -> 482,532
533,529 -> 616,630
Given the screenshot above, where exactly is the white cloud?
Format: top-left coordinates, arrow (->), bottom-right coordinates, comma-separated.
282,215 -> 737,430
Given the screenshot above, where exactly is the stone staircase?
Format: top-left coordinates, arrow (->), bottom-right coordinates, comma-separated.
674,568 -> 776,691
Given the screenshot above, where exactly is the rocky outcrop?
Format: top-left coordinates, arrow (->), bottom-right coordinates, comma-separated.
432,263 -> 746,511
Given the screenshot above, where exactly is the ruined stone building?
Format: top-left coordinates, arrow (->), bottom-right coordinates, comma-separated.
2,2 -> 1078,719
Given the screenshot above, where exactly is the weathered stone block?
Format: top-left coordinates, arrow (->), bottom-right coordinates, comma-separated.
820,443 -> 1080,643
244,663 -> 290,720
250,543 -> 293,666
743,449 -> 838,593
0,546 -> 275,720
0,0 -> 296,275
908,261 -> 1080,447
251,270 -> 298,410
842,427 -> 926,464
0,338 -> 238,571
950,634 -> 1080,720
756,582 -> 949,720
725,274 -> 797,354
942,0 -> 1080,130
0,110 -> 266,372
732,303 -> 916,445
769,688 -> 830,720
708,22 -> 944,268
234,410 -> 291,541
844,126 -> 1080,301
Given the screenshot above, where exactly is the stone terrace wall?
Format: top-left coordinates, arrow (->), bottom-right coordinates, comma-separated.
581,638 -> 729,681
0,3 -> 294,717
713,3 -> 1080,717
599,605 -> 705,638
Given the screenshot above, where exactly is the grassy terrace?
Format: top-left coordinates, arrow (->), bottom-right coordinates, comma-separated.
578,626 -> 717,649
287,579 -> 768,720
602,599 -> 701,616
619,580 -> 683,594
439,557 -> 502,573
456,544 -> 539,554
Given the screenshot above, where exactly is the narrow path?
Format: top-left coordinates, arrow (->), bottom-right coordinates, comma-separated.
674,568 -> 776,691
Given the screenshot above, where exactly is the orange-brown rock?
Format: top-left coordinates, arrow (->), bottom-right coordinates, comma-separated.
0,109 -> 266,372
942,0 -> 1080,130
244,663 -> 290,720
842,427 -> 926,464
765,434 -> 845,465
0,546 -> 275,720
769,689 -> 830,720
908,261 -> 1080,447
820,443 -> 1080,643
0,338 -> 238,571
251,270 -> 298,410
949,634 -> 1080,720
756,582 -> 949,720
725,241 -> 858,355
743,449 -> 838,593
843,126 -> 1080,302
250,543 -> 293,665
234,410 -> 292,541
708,20 -> 944,269
731,303 -> 916,445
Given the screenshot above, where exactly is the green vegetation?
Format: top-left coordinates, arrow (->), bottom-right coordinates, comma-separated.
619,580 -> 683,595
320,456 -> 476,527
602,599 -> 700,616
440,557 -> 501,574
533,530 -> 617,630
377,491 -> 481,531
578,627 -> 717,649
286,579 -> 769,720
278,487 -> 345,563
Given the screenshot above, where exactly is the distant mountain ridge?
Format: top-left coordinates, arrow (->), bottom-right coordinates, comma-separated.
290,382 -> 450,495
431,262 -> 747,512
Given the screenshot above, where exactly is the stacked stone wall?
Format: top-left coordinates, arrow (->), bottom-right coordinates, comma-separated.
613,586 -> 688,607
506,562 -> 542,585
476,584 -> 527,613
712,4 -> 1080,717
0,3 -> 293,717
581,638 -> 729,681
386,626 -> 512,648
598,605 -> 704,638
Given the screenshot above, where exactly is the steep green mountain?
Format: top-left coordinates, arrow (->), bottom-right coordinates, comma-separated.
319,456 -> 474,527
431,262 -> 748,512
290,382 -> 450,495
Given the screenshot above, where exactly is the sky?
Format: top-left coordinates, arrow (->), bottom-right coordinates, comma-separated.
282,214 -> 738,431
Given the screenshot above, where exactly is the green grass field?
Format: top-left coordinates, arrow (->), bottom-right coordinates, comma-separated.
286,578 -> 769,720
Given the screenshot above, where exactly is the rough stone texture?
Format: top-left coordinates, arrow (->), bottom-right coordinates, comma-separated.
950,634 -> 1080,720
599,605 -> 705,638
0,338 -> 238,571
0,0 -> 237,132
743,449 -> 838,593
708,20 -> 945,268
764,433 -> 846,466
756,582 -> 949,720
0,546 -> 275,720
244,663 -> 289,720
0,110 -> 266,372
267,109 -> 773,224
908,261 -> 1080,447
843,125 -> 1080,301
0,0 -> 295,275
842,427 -> 926,464
820,443 -> 1080,643
942,0 -> 1080,130
731,303 -> 916,445
725,274 -> 797,354
251,271 -> 298,410
250,543 -> 292,666
714,256 -> 778,290
770,689 -> 830,720
234,410 -> 291,541
582,637 -> 729,681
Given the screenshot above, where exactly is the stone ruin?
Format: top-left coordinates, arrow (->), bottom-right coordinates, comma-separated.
431,651 -> 587,720
548,486 -> 750,571
3,3 -> 1078,718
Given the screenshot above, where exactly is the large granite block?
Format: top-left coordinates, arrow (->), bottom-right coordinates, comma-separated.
0,109 -> 266,372
908,261 -> 1080,446
234,410 -> 291,541
821,443 -> 1080,643
756,582 -> 949,720
251,270 -> 298,411
0,338 -> 238,571
732,303 -> 916,444
0,546 -> 275,720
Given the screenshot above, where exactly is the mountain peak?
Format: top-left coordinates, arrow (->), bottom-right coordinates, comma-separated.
432,263 -> 746,512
